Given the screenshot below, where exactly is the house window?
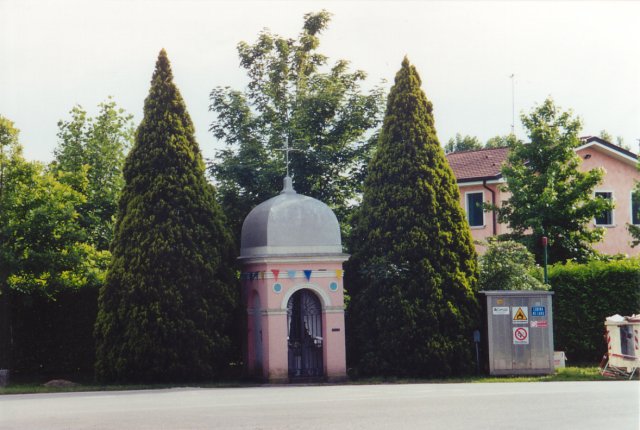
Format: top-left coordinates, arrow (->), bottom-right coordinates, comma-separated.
466,192 -> 484,227
632,191 -> 640,226
594,192 -> 613,226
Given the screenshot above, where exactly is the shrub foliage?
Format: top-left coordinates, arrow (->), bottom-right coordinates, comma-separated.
346,58 -> 479,377
479,239 -> 547,291
94,50 -> 237,382
549,258 -> 640,363
10,288 -> 98,379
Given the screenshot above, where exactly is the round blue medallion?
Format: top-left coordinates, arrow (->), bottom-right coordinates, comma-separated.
329,282 -> 338,292
273,283 -> 283,293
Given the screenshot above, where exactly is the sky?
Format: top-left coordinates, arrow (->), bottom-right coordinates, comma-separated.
1,0 -> 639,164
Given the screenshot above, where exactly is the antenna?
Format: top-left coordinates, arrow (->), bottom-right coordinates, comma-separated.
510,73 -> 515,135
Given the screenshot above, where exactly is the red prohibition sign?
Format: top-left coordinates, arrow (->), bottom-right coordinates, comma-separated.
515,327 -> 528,341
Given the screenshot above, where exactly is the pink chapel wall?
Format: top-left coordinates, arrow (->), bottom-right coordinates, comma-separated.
242,260 -> 347,382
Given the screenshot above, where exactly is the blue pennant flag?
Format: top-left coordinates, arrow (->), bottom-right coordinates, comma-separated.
304,270 -> 312,281
287,270 -> 297,279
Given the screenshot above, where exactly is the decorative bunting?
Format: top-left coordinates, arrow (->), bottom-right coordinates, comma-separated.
244,269 -> 344,281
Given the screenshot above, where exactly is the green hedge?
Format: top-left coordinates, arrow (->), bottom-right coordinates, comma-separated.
549,258 -> 640,363
10,287 -> 98,381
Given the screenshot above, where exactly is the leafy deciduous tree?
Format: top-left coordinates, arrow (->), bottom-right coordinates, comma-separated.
443,133 -> 482,153
209,10 -> 385,239
94,50 -> 238,383
52,99 -> 134,250
597,130 -> 628,149
598,130 -> 614,144
346,58 -> 479,378
485,133 -> 521,149
496,98 -> 612,263
0,116 -> 107,370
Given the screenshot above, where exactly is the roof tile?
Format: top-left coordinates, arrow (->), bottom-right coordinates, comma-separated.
446,147 -> 510,182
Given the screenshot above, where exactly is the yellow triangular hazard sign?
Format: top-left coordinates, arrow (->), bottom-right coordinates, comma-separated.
513,308 -> 527,321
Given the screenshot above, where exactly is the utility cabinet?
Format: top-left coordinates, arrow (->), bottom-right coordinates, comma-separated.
480,291 -> 555,375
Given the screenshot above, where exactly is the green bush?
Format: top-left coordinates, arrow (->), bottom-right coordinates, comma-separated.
549,258 -> 640,363
94,50 -> 238,383
10,288 -> 98,380
346,58 -> 479,378
479,239 -> 548,291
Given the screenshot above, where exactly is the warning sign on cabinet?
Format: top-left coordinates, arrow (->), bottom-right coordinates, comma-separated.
492,306 -> 509,315
513,327 -> 529,344
512,306 -> 528,324
530,320 -> 548,328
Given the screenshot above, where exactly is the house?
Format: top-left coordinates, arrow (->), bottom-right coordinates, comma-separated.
446,136 -> 640,256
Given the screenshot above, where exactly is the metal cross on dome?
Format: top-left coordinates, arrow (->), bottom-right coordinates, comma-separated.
276,138 -> 303,178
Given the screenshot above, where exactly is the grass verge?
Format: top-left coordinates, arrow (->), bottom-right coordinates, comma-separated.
0,367 -> 616,395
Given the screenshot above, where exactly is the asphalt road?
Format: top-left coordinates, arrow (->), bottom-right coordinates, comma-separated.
1,381 -> 638,430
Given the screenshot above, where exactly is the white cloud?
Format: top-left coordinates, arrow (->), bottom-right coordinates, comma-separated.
1,0 -> 638,162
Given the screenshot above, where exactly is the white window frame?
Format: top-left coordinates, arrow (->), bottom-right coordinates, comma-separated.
631,190 -> 640,226
594,190 -> 615,227
465,191 -> 485,228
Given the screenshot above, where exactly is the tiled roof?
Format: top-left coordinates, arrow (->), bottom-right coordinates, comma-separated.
446,146 -> 510,182
445,137 -> 637,183
579,136 -> 638,162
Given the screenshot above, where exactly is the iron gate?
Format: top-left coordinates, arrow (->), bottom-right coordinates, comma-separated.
287,289 -> 323,378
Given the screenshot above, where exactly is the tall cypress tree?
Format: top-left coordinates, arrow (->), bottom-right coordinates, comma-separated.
346,58 -> 479,377
95,50 -> 237,383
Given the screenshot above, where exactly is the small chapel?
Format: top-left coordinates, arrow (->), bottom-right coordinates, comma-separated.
239,176 -> 348,382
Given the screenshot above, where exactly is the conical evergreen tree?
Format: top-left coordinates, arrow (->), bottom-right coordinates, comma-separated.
95,50 -> 238,382
346,58 -> 479,377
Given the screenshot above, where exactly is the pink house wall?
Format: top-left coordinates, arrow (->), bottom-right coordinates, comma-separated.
577,147 -> 640,256
457,182 -> 510,253
456,146 -> 640,257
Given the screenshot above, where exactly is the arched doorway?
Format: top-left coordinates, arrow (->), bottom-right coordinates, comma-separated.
287,289 -> 323,379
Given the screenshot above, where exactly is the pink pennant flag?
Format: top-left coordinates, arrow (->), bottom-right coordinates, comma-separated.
272,269 -> 280,281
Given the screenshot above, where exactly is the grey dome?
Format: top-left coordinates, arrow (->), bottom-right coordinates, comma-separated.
240,177 -> 342,258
